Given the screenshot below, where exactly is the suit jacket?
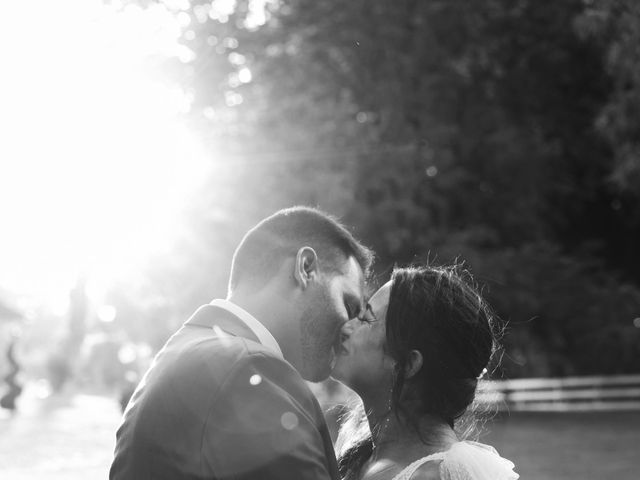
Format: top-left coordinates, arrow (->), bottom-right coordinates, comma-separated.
110,304 -> 340,480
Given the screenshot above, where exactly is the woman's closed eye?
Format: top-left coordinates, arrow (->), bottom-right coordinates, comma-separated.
358,304 -> 376,324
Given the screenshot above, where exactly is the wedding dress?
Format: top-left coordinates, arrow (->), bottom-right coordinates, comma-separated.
390,441 -> 519,480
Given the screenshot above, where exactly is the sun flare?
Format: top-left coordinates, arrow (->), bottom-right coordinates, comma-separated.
0,0 -> 209,302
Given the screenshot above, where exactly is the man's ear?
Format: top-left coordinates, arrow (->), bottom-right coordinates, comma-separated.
293,246 -> 319,289
405,349 -> 423,379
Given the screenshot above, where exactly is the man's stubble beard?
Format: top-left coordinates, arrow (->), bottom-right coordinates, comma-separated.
299,302 -> 335,382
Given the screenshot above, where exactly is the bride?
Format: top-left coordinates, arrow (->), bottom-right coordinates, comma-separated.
331,265 -> 518,480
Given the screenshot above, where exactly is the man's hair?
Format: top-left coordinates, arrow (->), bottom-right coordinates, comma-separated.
228,206 -> 373,293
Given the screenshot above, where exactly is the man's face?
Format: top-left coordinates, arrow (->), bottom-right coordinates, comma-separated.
298,256 -> 365,382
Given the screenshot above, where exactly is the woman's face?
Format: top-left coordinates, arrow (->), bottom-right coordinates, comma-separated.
331,280 -> 396,394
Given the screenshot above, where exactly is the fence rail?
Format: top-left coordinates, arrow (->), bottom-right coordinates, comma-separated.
477,374 -> 640,412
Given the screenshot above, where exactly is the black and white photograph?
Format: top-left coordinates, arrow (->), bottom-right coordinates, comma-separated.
1,1 -> 639,479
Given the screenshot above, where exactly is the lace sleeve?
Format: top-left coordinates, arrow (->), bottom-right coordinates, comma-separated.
390,453 -> 445,480
439,442 -> 519,480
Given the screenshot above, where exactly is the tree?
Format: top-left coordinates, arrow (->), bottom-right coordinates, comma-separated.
127,0 -> 640,376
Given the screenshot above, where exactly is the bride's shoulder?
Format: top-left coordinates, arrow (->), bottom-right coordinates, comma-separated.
392,441 -> 518,480
435,441 -> 519,480
407,459 -> 442,480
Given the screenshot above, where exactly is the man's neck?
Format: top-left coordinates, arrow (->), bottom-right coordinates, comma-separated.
226,292 -> 263,322
227,288 -> 290,352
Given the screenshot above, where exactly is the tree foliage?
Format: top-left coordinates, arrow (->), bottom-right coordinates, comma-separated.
121,0 -> 640,377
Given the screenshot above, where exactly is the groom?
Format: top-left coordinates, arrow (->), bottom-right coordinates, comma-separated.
110,206 -> 373,480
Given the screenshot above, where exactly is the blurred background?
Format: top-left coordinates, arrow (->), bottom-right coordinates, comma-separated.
1,0 -> 639,478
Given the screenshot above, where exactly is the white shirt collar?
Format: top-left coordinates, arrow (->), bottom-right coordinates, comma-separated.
209,299 -> 283,359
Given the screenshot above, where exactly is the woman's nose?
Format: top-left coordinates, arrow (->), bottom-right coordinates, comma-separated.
341,318 -> 356,335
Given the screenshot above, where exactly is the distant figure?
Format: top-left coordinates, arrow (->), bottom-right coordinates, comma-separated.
110,207 -> 373,480
332,266 -> 519,480
0,339 -> 23,411
46,350 -> 72,393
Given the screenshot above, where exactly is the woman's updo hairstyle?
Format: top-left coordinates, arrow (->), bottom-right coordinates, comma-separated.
386,265 -> 497,427
336,264 -> 499,479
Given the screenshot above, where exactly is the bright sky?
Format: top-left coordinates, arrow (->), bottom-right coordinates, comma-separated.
0,0 -> 210,306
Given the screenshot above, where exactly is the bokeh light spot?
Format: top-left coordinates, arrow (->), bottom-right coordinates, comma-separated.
97,305 -> 117,323
249,374 -> 262,386
238,67 -> 252,83
118,345 -> 137,364
426,166 -> 438,177
280,411 -> 299,430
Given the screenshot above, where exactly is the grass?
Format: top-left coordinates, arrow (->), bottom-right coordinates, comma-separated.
479,411 -> 640,479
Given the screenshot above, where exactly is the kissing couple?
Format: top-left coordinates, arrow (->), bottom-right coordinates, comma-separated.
110,207 -> 518,480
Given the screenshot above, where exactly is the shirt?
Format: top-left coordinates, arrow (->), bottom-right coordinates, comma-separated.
210,298 -> 284,359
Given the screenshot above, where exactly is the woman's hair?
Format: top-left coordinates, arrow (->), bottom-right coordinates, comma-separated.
336,264 -> 500,479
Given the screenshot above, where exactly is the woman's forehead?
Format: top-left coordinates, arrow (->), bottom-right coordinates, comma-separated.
369,280 -> 393,312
